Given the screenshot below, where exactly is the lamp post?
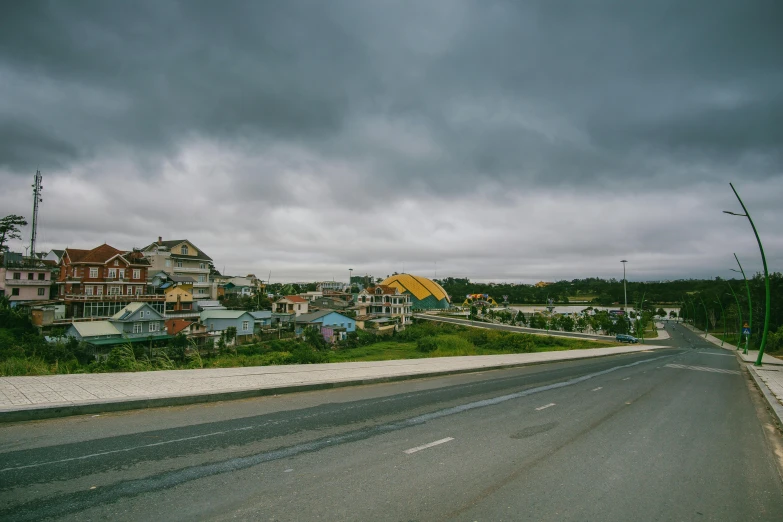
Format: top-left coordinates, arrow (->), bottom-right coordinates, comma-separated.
714,294 -> 725,347
348,268 -> 353,293
698,297 -> 709,339
730,253 -> 752,355
727,283 -> 743,350
724,183 -> 770,366
621,260 -> 628,313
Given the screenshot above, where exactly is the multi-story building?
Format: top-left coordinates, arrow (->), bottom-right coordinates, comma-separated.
0,254 -> 52,304
355,285 -> 413,326
56,244 -> 163,318
141,238 -> 215,300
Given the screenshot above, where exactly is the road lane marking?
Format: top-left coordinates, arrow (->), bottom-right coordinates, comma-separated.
404,437 -> 454,454
665,363 -> 740,375
698,352 -> 734,357
535,403 -> 556,411
622,377 -> 631,380
591,387 -> 602,391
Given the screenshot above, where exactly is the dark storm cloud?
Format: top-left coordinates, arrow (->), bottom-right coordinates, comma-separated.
2,0 -> 781,186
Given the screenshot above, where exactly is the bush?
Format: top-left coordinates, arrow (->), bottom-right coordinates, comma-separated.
416,336 -> 438,353
289,345 -> 328,364
0,357 -> 51,376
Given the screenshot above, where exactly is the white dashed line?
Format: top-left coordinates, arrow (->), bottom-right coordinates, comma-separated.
622,377 -> 631,381
591,387 -> 603,392
535,403 -> 556,411
698,352 -> 734,357
404,437 -> 454,454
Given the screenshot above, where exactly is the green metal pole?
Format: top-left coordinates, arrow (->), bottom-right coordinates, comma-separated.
714,294 -> 725,347
727,283 -> 742,350
698,297 -> 709,339
733,254 -> 752,355
727,183 -> 770,366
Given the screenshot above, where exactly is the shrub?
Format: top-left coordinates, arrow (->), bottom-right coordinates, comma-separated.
416,336 -> 438,353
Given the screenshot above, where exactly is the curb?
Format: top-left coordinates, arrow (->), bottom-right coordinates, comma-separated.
0,347 -> 672,424
744,365 -> 783,427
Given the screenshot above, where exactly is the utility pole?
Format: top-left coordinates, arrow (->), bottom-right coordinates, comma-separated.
621,260 -> 628,313
30,170 -> 43,260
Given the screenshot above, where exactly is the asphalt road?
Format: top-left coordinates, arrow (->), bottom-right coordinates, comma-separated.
414,313 -> 616,340
1,324 -> 782,521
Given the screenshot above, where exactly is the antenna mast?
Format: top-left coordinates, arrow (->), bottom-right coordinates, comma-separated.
30,170 -> 43,259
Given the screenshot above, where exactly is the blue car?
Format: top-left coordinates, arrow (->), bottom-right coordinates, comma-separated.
615,334 -> 639,343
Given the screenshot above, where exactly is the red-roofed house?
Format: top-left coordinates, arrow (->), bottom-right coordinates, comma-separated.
57,244 -> 163,318
165,318 -> 207,337
273,295 -> 309,316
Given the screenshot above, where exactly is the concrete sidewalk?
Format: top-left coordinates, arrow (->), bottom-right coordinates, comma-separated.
0,344 -> 668,422
683,323 -> 783,425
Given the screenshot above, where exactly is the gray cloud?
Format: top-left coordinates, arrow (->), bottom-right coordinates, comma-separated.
0,0 -> 781,281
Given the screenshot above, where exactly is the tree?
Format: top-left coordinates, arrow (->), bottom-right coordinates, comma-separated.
0,215 -> 27,252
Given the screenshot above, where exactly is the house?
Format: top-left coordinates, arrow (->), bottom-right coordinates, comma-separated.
299,291 -> 324,302
354,285 -> 412,328
223,276 -> 255,297
194,300 -> 225,312
44,249 -> 65,264
109,302 -> 168,340
249,310 -> 273,330
295,310 -> 356,342
310,296 -> 351,311
273,295 -> 309,316
141,237 -> 215,300
200,310 -> 255,339
165,318 -> 207,337
0,253 -> 53,304
65,321 -> 122,343
150,271 -> 196,293
56,244 -> 162,318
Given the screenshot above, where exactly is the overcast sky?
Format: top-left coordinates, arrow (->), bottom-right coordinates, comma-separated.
1,0 -> 781,283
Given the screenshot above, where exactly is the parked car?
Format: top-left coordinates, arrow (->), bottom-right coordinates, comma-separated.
615,334 -> 639,343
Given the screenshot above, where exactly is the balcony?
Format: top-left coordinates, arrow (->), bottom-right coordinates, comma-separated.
4,278 -> 51,286
192,281 -> 211,287
172,266 -> 209,273
62,294 -> 164,302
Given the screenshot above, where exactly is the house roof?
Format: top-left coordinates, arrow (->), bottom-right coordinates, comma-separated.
249,311 -> 272,319
143,239 -> 213,261
364,285 -> 399,295
69,321 -> 121,337
200,310 -> 254,320
280,295 -> 307,303
63,248 -> 90,263
111,302 -> 155,321
80,244 -> 123,264
166,319 -> 195,335
49,249 -> 65,257
296,310 -> 352,323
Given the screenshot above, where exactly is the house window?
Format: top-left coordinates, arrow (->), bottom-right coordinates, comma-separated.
165,260 -> 171,267
97,286 -> 104,295
297,304 -> 301,310
108,269 -> 117,278
118,269 -> 125,279
135,286 -> 142,295
133,323 -> 142,334
38,273 -> 45,280
176,261 -> 183,268
38,288 -> 46,296
11,288 -> 20,296
109,286 -> 121,295
149,322 -> 160,333
181,245 -> 188,255
242,321 -> 249,331
114,260 -> 119,266
198,275 -> 206,282
127,286 -> 133,295
133,269 -> 140,279
28,273 -> 34,280
12,272 -> 20,280
90,268 -> 98,278
85,286 -> 94,296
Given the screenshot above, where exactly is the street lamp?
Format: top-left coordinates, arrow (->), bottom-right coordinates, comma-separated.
621,260 -> 628,313
730,253 -> 752,355
726,283 -> 742,350
348,268 -> 353,293
713,294 -> 725,347
724,183 -> 770,366
698,297 -> 709,339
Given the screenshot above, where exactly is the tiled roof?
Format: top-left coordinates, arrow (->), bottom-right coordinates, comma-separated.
80,244 -> 123,264
166,319 -> 194,335
64,248 -> 90,263
144,239 -> 213,261
200,310 -> 254,320
365,285 -> 398,295
281,295 -> 307,303
69,321 -> 121,337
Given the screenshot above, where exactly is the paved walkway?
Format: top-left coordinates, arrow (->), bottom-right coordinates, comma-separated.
0,344 -> 668,422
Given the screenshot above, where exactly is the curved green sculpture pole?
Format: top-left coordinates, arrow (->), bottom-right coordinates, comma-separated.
731,255 -> 752,355
698,297 -> 709,339
727,283 -> 742,350
713,294 -> 725,347
724,183 -> 770,366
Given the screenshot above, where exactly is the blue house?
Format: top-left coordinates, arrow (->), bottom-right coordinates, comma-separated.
295,310 -> 356,342
249,310 -> 273,331
65,302 -> 171,347
200,310 -> 255,340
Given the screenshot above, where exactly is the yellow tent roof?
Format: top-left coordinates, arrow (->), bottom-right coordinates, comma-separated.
380,274 -> 450,303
